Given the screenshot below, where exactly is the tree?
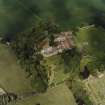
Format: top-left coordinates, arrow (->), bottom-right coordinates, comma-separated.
92,10 -> 105,28
66,75 -> 93,105
11,19 -> 60,92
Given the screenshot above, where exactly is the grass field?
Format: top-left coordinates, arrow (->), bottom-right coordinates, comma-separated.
84,74 -> 105,105
0,43 -> 33,94
10,83 -> 77,105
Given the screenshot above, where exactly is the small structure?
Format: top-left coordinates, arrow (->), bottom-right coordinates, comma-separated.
41,31 -> 75,57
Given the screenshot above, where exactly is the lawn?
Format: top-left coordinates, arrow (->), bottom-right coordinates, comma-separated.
0,43 -> 33,94
10,83 -> 77,105
84,74 -> 105,105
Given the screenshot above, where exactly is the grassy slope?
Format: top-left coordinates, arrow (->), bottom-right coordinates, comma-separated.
85,74 -> 105,105
75,26 -> 105,53
0,43 -> 33,94
75,26 -> 94,70
10,84 -> 77,105
1,0 -> 105,35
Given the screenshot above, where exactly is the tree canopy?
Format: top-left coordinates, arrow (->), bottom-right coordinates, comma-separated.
11,19 -> 60,92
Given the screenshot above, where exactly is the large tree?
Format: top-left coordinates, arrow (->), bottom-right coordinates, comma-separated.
61,48 -> 82,74
11,19 -> 60,92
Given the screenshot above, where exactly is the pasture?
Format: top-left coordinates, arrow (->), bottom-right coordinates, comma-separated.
10,84 -> 77,105
0,43 -> 33,94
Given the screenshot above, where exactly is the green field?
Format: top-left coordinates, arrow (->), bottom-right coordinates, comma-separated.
0,43 -> 33,94
10,84 -> 77,105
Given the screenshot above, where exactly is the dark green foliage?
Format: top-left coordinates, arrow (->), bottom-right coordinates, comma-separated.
51,0 -> 71,28
61,48 -> 82,73
0,93 -> 17,105
66,77 -> 93,105
80,66 -> 90,79
1,0 -> 105,36
76,95 -> 93,105
49,34 -> 55,46
41,19 -> 60,46
11,19 -> 60,92
92,10 -> 105,28
11,22 -> 47,92
87,27 -> 105,73
76,27 -> 105,75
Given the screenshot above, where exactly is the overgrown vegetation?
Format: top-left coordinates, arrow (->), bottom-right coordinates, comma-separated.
76,27 -> 105,75
66,75 -> 93,105
1,0 -> 105,36
60,48 -> 82,74
11,19 -> 60,92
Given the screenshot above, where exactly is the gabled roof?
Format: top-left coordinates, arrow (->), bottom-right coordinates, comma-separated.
41,31 -> 75,57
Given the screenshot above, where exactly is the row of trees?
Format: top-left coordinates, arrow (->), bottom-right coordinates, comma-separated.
60,48 -> 82,74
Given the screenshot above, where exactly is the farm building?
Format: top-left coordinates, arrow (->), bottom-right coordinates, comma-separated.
41,31 -> 75,57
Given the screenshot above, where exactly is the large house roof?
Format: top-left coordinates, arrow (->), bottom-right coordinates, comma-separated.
41,31 -> 75,57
